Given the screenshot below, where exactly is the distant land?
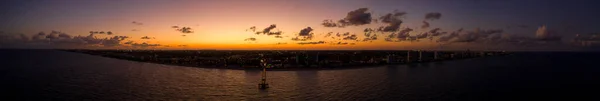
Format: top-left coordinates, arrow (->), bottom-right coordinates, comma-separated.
62,49 -> 510,71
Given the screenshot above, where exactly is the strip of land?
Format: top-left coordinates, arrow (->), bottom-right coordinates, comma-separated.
63,49 -> 510,71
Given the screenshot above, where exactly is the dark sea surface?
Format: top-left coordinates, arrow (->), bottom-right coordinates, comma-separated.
1,50 -> 599,100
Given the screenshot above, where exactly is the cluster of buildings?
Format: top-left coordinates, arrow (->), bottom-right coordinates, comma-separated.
65,49 -> 509,69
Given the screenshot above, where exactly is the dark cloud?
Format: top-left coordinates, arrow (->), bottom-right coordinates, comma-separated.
89,31 -> 114,35
132,29 -> 140,31
322,8 -> 372,27
321,20 -> 339,27
428,28 -> 445,36
177,45 -> 188,47
102,36 -> 131,47
132,21 -> 143,25
425,12 -> 442,20
244,37 -> 257,41
124,41 -> 134,44
299,27 -> 314,36
377,11 -> 406,32
297,41 -> 325,45
247,26 -> 257,32
342,32 -> 350,36
274,36 -> 283,38
421,21 -> 430,28
386,28 -> 413,42
292,27 -> 315,41
58,33 -> 71,39
255,24 -> 282,35
364,28 -> 374,37
415,32 -> 429,39
172,26 -> 179,28
342,34 -> 358,40
175,27 -> 194,33
437,31 -> 459,43
362,34 -> 378,42
333,42 -> 349,45
2,31 -> 132,48
415,28 -> 447,41
141,36 -> 154,39
449,28 -> 505,43
379,11 -> 406,23
324,32 -> 333,38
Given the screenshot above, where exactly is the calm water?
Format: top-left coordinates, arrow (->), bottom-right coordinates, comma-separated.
1,50 -> 599,100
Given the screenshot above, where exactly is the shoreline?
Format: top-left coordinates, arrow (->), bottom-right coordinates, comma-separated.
76,51 -> 509,71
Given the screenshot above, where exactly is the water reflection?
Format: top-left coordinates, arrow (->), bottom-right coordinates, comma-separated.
4,50 -> 599,100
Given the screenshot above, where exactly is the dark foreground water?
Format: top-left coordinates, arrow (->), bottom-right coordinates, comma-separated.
1,50 -> 599,100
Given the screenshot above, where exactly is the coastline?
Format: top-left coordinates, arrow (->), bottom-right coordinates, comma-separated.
70,50 -> 510,71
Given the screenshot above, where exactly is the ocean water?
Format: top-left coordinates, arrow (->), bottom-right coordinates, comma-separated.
1,50 -> 599,100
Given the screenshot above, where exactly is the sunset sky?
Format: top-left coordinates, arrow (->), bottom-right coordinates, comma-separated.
1,0 -> 599,51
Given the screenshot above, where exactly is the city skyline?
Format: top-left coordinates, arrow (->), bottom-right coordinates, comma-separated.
1,0 -> 599,51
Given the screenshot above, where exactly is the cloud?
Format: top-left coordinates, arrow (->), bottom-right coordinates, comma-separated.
333,42 -> 349,45
124,41 -> 134,44
322,8 -> 372,27
299,27 -> 314,36
274,36 -> 283,38
172,26 -> 193,33
89,31 -> 114,35
377,11 -> 406,32
321,20 -> 339,27
102,36 -> 131,47
244,37 -> 257,41
297,41 -> 325,45
132,21 -> 143,25
292,27 -> 315,41
141,36 -> 154,39
247,26 -> 256,32
574,33 -> 600,47
421,21 -> 430,28
0,31 -> 173,49
386,28 -> 413,42
425,12 -> 442,20
379,11 -> 406,23
364,28 -> 374,37
255,24 -> 282,35
437,32 -> 459,42
428,28 -> 445,36
342,32 -> 350,36
535,25 -> 562,41
447,28 -> 504,43
58,33 -> 71,39
343,34 -> 358,40
362,34 -> 378,42
324,32 -> 333,38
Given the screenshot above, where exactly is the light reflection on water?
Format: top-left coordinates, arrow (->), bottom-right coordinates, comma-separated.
1,50 -> 599,100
